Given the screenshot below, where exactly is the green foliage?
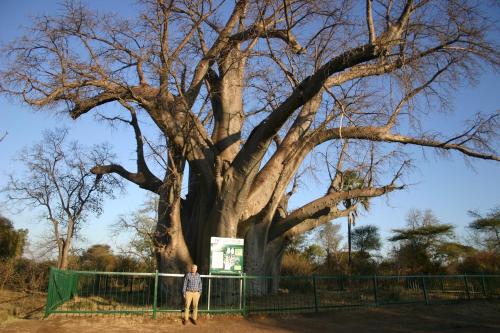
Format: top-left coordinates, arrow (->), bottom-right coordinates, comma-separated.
352,225 -> 381,254
468,206 -> 500,252
458,251 -> 500,274
389,209 -> 456,274
389,225 -> 455,244
341,170 -> 369,210
0,216 -> 27,260
80,244 -> 117,271
302,244 -> 326,264
0,257 -> 54,291
112,195 -> 159,271
284,234 -> 307,255
351,251 -> 378,275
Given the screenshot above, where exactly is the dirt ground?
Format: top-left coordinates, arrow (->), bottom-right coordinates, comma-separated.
1,301 -> 500,333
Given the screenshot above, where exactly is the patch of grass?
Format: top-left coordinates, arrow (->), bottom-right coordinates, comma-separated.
0,290 -> 46,322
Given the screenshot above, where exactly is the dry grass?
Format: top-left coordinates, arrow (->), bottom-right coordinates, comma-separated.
0,290 -> 46,323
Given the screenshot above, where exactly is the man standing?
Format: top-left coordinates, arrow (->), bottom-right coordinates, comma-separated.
182,264 -> 202,325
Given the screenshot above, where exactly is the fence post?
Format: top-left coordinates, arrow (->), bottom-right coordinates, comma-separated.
463,274 -> 470,300
421,276 -> 429,305
153,270 -> 158,319
312,275 -> 319,313
242,273 -> 248,317
481,275 -> 487,298
207,273 -> 212,313
372,275 -> 379,306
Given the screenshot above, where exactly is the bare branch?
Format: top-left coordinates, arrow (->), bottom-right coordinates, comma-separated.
366,0 -> 376,44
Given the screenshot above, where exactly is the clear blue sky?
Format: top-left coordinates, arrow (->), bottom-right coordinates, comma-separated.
0,1 -> 498,257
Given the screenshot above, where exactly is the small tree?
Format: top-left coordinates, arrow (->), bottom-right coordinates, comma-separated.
112,196 -> 158,271
351,224 -> 381,274
0,215 -> 27,260
317,222 -> 344,269
6,129 -> 121,269
468,207 -> 500,252
0,215 -> 28,289
352,225 -> 381,256
389,209 -> 454,274
303,244 -> 326,265
80,244 -> 117,271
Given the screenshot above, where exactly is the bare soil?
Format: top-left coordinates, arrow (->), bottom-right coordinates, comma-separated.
1,301 -> 499,333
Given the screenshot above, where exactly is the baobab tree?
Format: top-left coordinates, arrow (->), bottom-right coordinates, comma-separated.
1,0 -> 499,284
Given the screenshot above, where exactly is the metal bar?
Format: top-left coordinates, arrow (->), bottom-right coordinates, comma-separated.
242,273 -> 248,317
422,276 -> 429,305
312,275 -> 319,313
207,274 -> 212,312
372,275 -> 379,306
153,270 -> 158,319
51,309 -> 151,314
464,275 -> 470,300
481,275 -> 487,298
239,275 -> 243,310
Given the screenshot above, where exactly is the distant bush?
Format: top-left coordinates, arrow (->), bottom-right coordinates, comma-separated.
280,252 -> 315,276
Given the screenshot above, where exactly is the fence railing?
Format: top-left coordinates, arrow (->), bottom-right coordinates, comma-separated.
44,268 -> 500,318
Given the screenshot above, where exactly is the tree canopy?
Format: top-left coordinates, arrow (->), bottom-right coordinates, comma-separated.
0,215 -> 27,260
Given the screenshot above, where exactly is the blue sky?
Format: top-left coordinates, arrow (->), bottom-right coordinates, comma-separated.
0,1 -> 498,257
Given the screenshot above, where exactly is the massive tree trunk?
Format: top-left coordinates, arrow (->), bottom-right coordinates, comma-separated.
155,145 -> 192,274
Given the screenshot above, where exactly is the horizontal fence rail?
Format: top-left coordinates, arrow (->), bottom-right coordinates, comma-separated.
44,268 -> 500,318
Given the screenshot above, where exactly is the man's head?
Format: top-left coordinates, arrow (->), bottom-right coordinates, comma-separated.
191,264 -> 197,273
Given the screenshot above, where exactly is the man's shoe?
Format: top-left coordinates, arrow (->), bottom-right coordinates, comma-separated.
193,319 -> 197,325
182,318 -> 186,325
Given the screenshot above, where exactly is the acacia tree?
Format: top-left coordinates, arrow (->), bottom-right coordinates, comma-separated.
5,129 -> 120,269
468,207 -> 500,252
389,209 -> 455,273
1,0 -> 499,282
352,225 -> 381,257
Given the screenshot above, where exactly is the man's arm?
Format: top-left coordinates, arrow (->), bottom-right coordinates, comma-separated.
182,274 -> 187,295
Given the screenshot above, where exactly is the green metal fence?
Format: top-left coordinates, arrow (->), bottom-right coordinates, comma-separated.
45,268 -> 500,318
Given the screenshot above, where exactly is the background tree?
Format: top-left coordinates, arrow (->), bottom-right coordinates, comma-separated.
352,225 -> 381,256
0,215 -> 27,260
302,244 -> 326,265
1,0 -> 499,283
5,129 -> 121,269
0,215 -> 27,290
80,244 -> 117,271
112,196 -> 158,271
316,221 -> 344,273
350,224 -> 381,274
435,241 -> 475,273
341,169 -> 370,266
468,206 -> 500,252
389,209 -> 455,274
